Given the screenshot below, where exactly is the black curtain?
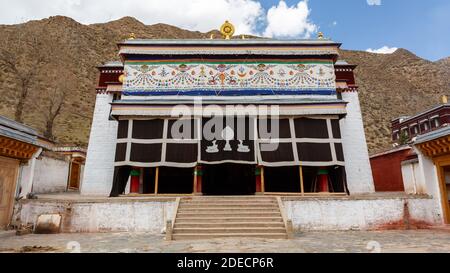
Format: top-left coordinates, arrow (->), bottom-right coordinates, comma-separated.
109,166 -> 132,197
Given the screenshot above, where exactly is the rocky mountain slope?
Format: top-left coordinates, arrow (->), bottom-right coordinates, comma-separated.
0,16 -> 449,153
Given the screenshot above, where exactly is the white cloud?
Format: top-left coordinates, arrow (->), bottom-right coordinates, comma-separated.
0,0 -> 264,35
0,0 -> 319,38
367,0 -> 381,5
366,46 -> 398,54
264,1 -> 317,38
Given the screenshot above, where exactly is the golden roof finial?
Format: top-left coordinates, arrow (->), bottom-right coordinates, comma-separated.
317,32 -> 324,39
128,32 -> 136,40
220,20 -> 235,40
442,95 -> 448,104
118,74 -> 125,83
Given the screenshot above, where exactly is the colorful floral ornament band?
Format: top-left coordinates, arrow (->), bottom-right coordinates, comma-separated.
123,61 -> 336,95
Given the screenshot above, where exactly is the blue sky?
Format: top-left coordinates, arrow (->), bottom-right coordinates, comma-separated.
0,0 -> 449,61
257,0 -> 450,61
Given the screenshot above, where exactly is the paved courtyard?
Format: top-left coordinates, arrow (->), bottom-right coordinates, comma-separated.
0,230 -> 449,253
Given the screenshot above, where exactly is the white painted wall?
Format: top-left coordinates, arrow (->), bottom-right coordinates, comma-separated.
18,148 -> 42,198
414,147 -> 447,225
32,156 -> 70,193
19,161 -> 33,196
19,197 -> 438,233
20,200 -> 176,233
81,93 -> 118,196
340,91 -> 375,194
401,160 -> 426,194
283,196 -> 440,231
79,164 -> 85,189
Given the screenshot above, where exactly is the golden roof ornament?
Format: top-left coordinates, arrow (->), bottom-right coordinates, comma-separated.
220,20 -> 235,40
317,32 -> 324,39
441,95 -> 448,104
128,32 -> 136,40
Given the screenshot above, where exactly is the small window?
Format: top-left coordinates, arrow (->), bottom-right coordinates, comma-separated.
113,93 -> 122,101
433,118 -> 440,128
420,121 -> 429,132
393,132 -> 399,140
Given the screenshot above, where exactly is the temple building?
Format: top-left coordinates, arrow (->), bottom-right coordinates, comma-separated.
14,23 -> 447,237
82,24 -> 375,197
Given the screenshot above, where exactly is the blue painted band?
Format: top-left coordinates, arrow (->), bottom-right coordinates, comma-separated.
122,89 -> 336,96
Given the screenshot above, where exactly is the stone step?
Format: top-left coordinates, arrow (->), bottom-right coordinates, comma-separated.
181,201 -> 278,205
174,222 -> 286,228
183,198 -> 276,202
177,207 -> 280,213
175,217 -> 284,223
172,233 -> 288,240
170,197 -> 287,240
173,227 -> 287,234
177,211 -> 282,218
180,203 -> 278,208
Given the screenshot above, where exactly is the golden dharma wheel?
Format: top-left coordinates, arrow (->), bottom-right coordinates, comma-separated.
220,20 -> 235,40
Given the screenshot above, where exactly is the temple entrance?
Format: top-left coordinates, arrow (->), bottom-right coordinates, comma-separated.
68,160 -> 81,190
437,164 -> 450,224
202,164 -> 255,195
0,156 -> 19,229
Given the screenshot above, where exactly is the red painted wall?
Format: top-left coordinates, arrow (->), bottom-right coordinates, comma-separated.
98,69 -> 123,88
370,148 -> 412,192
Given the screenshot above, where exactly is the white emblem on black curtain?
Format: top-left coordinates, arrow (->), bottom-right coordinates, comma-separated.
201,117 -> 255,163
206,126 -> 250,153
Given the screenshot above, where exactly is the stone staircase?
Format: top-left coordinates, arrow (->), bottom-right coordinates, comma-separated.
168,196 -> 292,240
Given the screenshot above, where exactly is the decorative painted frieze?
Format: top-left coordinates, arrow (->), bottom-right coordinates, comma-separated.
123,61 -> 336,95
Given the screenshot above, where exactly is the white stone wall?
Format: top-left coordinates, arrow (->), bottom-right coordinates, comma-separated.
340,91 -> 375,194
401,160 -> 427,194
18,148 -> 42,198
18,197 -> 439,233
81,93 -> 118,196
79,164 -> 85,188
413,147 -> 447,225
19,200 -> 176,233
283,196 -> 440,231
32,157 -> 70,193
19,161 -> 33,195
19,154 -> 88,196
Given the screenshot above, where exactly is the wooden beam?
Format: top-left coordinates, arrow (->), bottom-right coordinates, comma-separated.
193,166 -> 198,194
154,167 -> 159,195
299,166 -> 304,196
261,166 -> 265,194
0,136 -> 38,160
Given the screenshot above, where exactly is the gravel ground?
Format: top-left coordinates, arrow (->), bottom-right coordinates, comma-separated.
0,230 -> 449,253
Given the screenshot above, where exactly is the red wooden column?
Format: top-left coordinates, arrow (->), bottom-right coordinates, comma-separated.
317,168 -> 330,193
255,166 -> 265,195
193,165 -> 203,195
130,168 -> 141,194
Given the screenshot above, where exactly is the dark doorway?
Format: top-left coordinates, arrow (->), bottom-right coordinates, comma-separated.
265,166 -> 300,193
142,167 -> 156,194
158,167 -> 194,194
202,164 -> 256,195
